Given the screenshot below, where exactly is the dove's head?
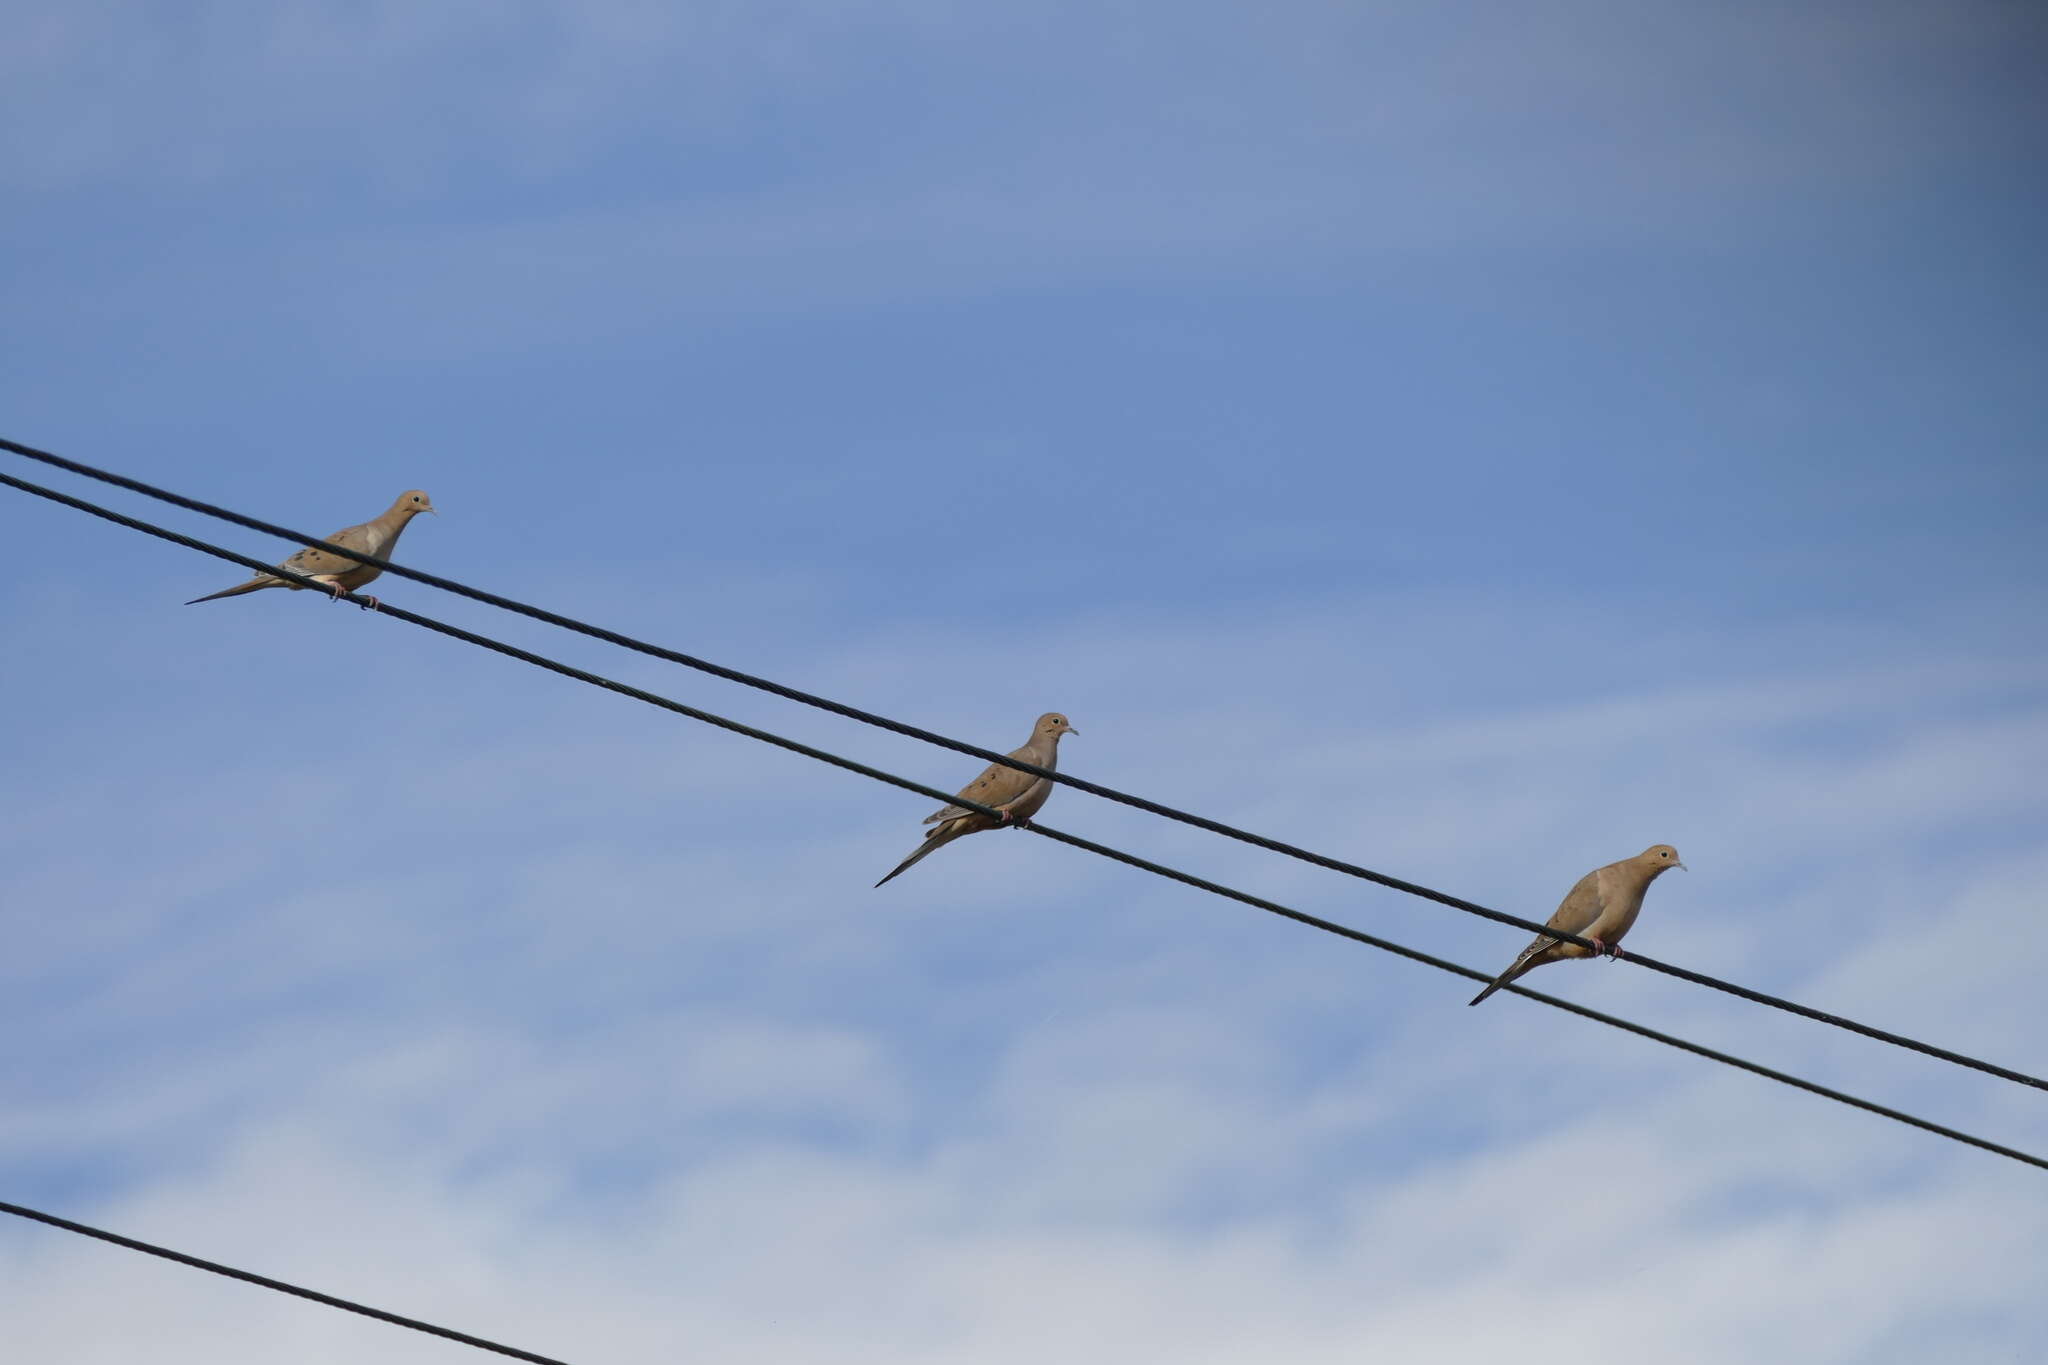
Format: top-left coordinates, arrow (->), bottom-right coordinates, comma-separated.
1036,712 -> 1078,741
1638,844 -> 1685,874
394,489 -> 437,517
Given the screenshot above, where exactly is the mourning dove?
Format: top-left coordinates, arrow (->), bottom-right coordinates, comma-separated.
1467,844 -> 1685,1006
185,490 -> 437,609
874,712 -> 1077,888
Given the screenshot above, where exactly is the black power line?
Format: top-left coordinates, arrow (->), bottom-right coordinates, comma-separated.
4,434 -> 2043,1095
3,467 -> 2041,1174
0,1198 -> 574,1365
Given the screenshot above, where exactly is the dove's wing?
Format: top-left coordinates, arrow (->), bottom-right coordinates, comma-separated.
922,745 -> 1044,825
1468,872 -> 1607,1006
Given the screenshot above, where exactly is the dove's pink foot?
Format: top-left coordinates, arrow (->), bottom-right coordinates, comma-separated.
357,595 -> 380,612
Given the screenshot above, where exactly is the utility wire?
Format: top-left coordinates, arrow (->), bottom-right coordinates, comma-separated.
0,1198 -> 574,1365
3,468 -> 2042,1173
4,436 -> 2044,1095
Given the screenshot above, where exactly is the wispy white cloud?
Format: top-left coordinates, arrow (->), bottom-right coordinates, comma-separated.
2,584 -> 2041,1359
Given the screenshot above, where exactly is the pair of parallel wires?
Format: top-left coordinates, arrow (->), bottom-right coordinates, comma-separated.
2,435 -> 2042,1364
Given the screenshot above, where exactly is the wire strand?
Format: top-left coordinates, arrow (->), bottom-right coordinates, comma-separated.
4,435 -> 2043,1094
0,1198 -> 574,1365
3,467 -> 2041,1173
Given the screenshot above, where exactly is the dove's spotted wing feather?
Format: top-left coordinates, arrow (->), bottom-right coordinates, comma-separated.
280,545 -> 352,579
1543,872 -> 1607,939
285,517 -> 419,594
923,747 -> 1041,824
1499,874 -> 1608,967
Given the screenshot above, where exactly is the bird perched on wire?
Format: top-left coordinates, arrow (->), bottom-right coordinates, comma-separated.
1468,844 -> 1685,1006
185,490 -> 436,610
874,712 -> 1077,888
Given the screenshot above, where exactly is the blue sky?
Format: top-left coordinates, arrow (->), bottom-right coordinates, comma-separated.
3,2 -> 2045,1360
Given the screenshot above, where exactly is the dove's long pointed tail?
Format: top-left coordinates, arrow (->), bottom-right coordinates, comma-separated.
185,577 -> 277,606
1469,940 -> 1553,1006
1467,972 -> 1514,1007
874,821 -> 975,888
874,838 -> 940,888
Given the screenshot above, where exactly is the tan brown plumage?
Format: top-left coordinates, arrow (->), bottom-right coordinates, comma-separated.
186,490 -> 436,607
1468,844 -> 1684,1006
874,712 -> 1077,888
